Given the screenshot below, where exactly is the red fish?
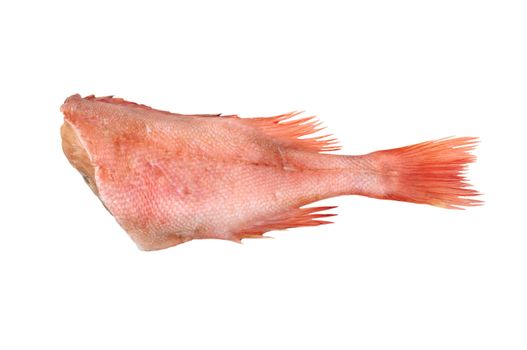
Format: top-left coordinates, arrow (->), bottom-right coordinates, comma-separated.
60,94 -> 480,250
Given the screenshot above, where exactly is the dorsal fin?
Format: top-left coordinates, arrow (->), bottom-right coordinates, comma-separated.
84,95 -> 223,118
243,112 -> 341,153
232,206 -> 337,242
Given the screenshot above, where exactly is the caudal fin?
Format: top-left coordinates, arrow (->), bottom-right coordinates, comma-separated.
367,137 -> 481,209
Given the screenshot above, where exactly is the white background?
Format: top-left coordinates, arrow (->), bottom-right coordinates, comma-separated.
1,1 -> 526,349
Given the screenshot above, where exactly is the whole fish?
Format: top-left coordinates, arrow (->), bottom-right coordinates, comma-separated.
60,94 -> 480,250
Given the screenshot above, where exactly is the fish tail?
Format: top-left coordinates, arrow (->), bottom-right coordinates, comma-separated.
361,137 -> 482,209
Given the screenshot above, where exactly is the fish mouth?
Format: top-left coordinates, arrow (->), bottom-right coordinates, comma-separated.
61,121 -> 99,195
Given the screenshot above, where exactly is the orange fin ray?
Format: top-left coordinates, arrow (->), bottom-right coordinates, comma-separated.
244,112 -> 341,153
369,137 -> 482,209
233,206 -> 338,241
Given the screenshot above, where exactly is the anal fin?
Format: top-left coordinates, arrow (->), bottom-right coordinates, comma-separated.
233,206 -> 337,242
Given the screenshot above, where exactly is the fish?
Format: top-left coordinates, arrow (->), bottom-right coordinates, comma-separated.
60,94 -> 481,251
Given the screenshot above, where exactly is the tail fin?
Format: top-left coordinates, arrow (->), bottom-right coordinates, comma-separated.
367,137 -> 481,209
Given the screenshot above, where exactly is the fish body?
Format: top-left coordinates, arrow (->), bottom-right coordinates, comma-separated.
61,94 -> 480,250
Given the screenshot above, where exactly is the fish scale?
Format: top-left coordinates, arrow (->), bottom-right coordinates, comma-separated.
61,94 -> 481,251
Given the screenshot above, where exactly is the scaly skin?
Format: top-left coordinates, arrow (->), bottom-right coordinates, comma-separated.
61,94 -> 479,250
